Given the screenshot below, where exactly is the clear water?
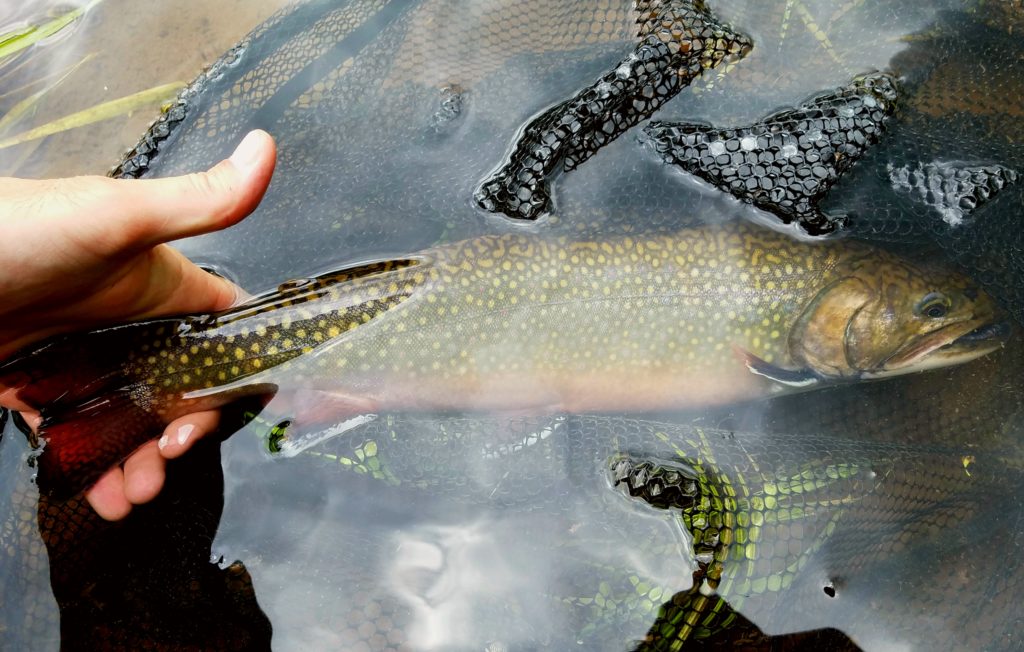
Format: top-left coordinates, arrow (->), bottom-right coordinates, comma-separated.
0,0 -> 288,178
1,1 -> 1023,650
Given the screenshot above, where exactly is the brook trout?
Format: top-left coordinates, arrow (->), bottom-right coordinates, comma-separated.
0,223 -> 1007,498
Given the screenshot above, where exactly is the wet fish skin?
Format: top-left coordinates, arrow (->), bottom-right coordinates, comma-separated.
0,222 -> 1003,498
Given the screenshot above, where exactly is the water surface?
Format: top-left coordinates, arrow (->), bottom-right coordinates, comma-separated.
1,1 -> 1023,650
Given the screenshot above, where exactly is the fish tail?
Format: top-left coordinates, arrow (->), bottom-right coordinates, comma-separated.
0,321 -> 180,408
0,320 -> 188,499
36,389 -> 167,500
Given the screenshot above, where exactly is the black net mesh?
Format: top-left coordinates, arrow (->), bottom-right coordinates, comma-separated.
644,72 -> 899,235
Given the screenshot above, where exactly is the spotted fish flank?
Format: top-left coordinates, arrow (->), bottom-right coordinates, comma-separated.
0,223 -> 1005,499
644,72 -> 899,235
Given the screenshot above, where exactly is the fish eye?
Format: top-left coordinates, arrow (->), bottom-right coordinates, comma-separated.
916,292 -> 950,319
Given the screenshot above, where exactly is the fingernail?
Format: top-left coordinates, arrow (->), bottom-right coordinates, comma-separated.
158,434 -> 169,450
228,130 -> 266,173
177,424 -> 195,446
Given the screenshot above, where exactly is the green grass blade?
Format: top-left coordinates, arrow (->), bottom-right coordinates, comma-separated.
0,0 -> 105,60
0,81 -> 184,150
0,53 -> 96,134
0,26 -> 35,50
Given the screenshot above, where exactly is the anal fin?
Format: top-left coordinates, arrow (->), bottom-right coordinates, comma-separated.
253,389 -> 380,458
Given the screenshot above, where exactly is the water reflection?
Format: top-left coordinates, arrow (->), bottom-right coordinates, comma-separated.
0,0 -> 1023,650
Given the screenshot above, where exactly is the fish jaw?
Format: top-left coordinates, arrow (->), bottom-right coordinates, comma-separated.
866,320 -> 1011,379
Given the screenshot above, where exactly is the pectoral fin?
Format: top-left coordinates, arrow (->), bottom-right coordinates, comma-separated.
735,348 -> 821,388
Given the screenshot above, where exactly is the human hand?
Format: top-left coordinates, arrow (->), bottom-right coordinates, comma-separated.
0,129 -> 276,520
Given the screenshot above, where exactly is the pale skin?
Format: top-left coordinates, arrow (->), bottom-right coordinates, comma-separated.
0,129 -> 277,521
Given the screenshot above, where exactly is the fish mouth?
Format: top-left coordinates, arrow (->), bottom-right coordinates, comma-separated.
872,319 -> 1011,377
946,320 -> 1013,346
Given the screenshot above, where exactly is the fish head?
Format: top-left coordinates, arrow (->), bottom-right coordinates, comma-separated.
789,250 -> 1009,380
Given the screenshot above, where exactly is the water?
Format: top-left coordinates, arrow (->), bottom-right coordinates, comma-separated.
1,1 -> 1023,650
0,0 -> 288,178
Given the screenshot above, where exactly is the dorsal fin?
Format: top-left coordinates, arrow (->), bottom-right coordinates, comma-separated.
215,257 -> 423,325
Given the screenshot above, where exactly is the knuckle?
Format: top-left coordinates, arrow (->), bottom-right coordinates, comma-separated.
182,168 -> 240,224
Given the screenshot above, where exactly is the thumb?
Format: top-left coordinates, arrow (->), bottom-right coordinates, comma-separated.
104,129 -> 277,251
